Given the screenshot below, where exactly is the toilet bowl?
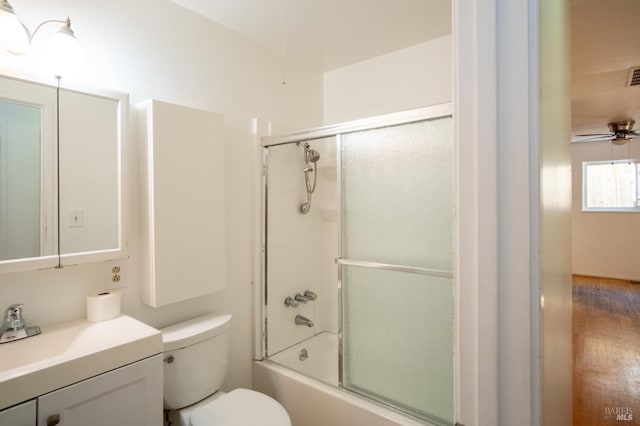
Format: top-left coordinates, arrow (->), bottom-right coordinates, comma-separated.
161,313 -> 291,426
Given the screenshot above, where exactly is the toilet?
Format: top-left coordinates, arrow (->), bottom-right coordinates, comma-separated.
161,313 -> 291,426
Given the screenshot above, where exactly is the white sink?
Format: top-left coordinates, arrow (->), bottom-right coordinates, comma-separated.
0,315 -> 161,410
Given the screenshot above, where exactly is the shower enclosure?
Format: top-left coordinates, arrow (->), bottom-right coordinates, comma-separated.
260,105 -> 454,425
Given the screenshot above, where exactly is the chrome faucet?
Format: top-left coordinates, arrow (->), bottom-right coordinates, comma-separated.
295,315 -> 313,327
0,304 -> 41,344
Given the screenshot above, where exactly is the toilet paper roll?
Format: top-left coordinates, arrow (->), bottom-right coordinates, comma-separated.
87,291 -> 121,322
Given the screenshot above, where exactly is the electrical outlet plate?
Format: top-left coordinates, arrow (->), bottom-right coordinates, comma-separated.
69,209 -> 84,228
103,259 -> 127,290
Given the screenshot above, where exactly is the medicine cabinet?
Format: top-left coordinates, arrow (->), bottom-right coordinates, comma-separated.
0,73 -> 127,273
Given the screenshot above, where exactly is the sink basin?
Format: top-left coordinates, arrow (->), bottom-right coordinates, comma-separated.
0,315 -> 161,410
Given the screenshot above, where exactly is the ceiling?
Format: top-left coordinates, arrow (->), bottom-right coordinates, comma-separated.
571,0 -> 640,135
172,0 -> 451,72
172,0 -> 638,136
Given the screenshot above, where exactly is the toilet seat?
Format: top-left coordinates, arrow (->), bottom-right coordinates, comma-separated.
181,389 -> 291,426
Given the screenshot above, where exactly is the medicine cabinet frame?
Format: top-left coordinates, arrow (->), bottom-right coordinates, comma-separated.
0,71 -> 128,274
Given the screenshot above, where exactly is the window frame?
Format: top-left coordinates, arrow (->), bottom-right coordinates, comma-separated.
582,159 -> 640,212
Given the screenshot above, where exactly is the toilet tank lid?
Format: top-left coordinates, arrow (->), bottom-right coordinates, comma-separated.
161,313 -> 232,352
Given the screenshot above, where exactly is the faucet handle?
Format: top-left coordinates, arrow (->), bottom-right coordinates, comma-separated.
294,293 -> 309,303
5,304 -> 23,319
284,297 -> 299,308
4,304 -> 25,329
303,290 -> 317,301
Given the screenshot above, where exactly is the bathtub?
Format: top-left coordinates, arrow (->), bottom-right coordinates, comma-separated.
253,332 -> 426,426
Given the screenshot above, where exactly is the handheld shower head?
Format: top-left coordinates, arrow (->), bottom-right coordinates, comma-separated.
300,192 -> 312,214
307,149 -> 320,163
298,142 -> 320,162
297,142 -> 320,215
300,201 -> 311,214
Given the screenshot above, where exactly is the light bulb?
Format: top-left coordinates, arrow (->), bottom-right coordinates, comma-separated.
42,23 -> 83,77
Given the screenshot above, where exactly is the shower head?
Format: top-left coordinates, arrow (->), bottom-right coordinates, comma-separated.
300,192 -> 312,214
300,201 -> 311,214
298,141 -> 320,163
307,149 -> 320,163
297,142 -> 318,215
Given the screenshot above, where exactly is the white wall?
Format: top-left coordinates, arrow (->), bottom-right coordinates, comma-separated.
266,143 -> 318,354
0,0 -> 323,391
323,35 -> 452,124
572,141 -> 640,281
264,138 -> 337,356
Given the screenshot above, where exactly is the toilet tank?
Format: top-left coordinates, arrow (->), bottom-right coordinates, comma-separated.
161,313 -> 232,409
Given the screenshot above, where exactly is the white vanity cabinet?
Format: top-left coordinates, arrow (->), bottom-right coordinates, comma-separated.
37,355 -> 162,426
0,355 -> 161,426
0,315 -> 164,426
0,400 -> 36,426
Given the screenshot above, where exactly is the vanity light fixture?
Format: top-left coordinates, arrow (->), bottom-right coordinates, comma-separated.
0,0 -> 28,52
38,18 -> 83,76
0,0 -> 82,75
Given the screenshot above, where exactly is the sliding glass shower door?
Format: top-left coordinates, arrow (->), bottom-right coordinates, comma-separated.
339,115 -> 454,425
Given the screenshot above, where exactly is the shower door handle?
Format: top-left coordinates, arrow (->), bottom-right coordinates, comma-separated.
335,258 -> 453,279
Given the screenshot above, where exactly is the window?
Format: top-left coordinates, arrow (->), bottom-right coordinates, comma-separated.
583,160 -> 640,211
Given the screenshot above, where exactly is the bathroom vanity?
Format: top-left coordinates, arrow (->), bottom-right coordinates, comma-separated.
0,315 -> 163,426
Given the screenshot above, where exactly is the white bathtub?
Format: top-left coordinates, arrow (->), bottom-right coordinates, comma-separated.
253,332 -> 427,426
268,332 -> 339,386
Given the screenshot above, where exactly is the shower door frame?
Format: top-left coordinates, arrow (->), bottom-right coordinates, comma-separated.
260,103 -> 456,422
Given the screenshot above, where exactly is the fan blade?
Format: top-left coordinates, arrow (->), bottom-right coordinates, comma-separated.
574,133 -> 614,137
571,134 -> 615,143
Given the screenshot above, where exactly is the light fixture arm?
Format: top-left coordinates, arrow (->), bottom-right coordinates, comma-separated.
29,17 -> 73,44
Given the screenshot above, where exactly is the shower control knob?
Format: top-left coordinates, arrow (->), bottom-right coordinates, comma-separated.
294,293 -> 309,303
284,297 -> 299,308
303,290 -> 317,301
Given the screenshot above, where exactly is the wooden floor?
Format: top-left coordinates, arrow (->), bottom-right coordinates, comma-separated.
573,275 -> 640,425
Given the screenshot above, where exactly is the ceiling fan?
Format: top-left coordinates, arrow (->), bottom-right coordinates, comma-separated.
572,120 -> 640,145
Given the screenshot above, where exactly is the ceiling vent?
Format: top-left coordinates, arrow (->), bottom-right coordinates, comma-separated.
629,66 -> 640,86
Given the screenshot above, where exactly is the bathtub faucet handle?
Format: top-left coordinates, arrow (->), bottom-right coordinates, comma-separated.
294,293 -> 309,303
303,290 -> 317,301
284,297 -> 299,308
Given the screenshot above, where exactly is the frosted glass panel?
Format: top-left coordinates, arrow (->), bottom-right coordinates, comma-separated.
341,117 -> 453,270
342,266 -> 453,424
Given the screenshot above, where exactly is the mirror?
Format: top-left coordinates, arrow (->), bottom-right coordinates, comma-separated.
58,88 -> 121,256
0,74 -> 126,272
0,99 -> 51,260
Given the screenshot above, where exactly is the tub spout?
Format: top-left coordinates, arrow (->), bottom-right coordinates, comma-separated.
295,315 -> 313,327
